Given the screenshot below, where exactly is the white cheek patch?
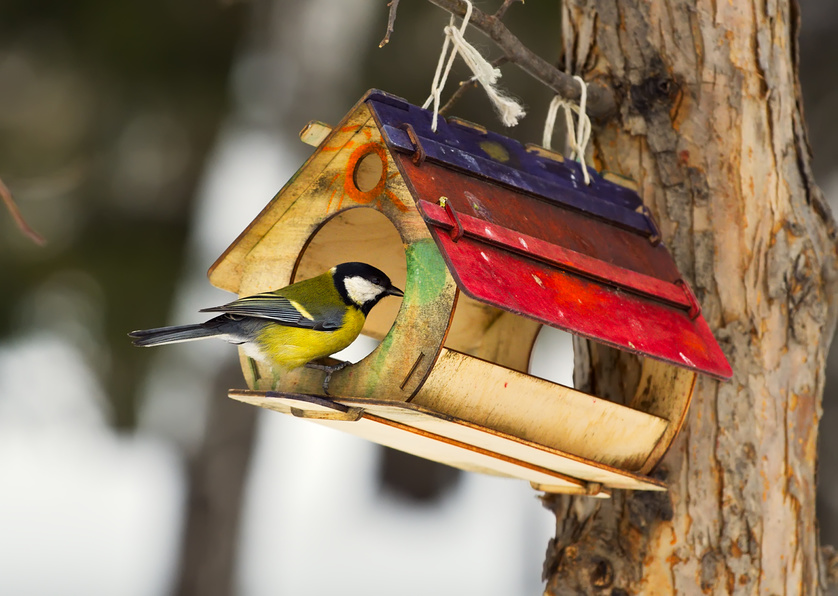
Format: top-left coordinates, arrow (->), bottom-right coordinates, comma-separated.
344,276 -> 384,305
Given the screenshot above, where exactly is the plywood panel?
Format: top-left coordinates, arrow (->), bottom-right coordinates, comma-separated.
444,294 -> 541,374
208,99 -> 376,294
230,389 -> 666,493
412,349 -> 667,470
299,120 -> 333,147
214,102 -> 458,401
630,358 -> 697,474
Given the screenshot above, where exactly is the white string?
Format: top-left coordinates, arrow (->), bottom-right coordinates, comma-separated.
543,75 -> 592,185
423,0 -> 525,132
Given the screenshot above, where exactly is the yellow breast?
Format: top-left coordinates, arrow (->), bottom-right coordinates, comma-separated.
256,306 -> 366,373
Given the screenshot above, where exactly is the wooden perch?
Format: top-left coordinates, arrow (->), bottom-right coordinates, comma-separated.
424,0 -> 616,119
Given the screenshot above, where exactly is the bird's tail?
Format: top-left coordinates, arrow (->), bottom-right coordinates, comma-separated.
128,323 -> 222,347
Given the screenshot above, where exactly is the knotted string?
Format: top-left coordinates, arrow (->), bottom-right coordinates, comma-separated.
423,0 -> 525,132
543,75 -> 592,185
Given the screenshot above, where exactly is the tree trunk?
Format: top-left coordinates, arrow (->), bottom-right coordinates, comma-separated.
175,361 -> 258,596
544,1 -> 838,594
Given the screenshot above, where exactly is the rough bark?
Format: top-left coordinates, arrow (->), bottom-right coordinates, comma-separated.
544,1 -> 838,594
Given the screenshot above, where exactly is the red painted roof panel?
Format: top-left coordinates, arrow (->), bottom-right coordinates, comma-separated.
396,161 -> 732,380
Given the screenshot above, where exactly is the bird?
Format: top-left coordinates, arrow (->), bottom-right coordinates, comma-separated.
129,262 -> 404,392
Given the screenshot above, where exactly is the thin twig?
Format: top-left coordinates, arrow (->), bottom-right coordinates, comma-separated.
439,56 -> 509,115
0,176 -> 45,246
494,0 -> 523,20
424,0 -> 616,119
379,0 -> 401,48
439,80 -> 479,116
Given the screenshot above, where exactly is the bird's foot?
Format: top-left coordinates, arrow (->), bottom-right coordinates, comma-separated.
305,360 -> 350,395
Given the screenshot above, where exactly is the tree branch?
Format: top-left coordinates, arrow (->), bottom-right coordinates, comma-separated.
494,0 -> 523,21
439,56 -> 509,116
379,0 -> 401,48
424,0 -> 616,119
824,545 -> 838,587
0,176 -> 45,246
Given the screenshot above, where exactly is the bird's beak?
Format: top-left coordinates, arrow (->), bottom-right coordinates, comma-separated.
387,285 -> 404,298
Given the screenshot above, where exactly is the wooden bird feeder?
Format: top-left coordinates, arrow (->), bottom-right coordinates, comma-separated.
209,90 -> 732,497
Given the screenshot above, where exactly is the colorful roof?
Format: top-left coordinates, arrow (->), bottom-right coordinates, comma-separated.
365,90 -> 732,380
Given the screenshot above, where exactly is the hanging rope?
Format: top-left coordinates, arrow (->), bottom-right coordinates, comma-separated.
423,0 -> 525,132
543,75 -> 592,185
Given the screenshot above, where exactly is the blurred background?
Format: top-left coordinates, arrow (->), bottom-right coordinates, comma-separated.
0,1 -> 835,595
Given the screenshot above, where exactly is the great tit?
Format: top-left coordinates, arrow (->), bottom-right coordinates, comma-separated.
129,262 -> 404,389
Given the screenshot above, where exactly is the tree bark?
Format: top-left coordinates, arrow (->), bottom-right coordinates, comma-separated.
544,1 -> 838,594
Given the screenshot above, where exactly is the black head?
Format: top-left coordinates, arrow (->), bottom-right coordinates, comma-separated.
332,262 -> 404,315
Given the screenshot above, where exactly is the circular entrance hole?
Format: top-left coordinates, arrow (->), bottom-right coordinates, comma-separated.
293,207 -> 406,343
353,151 -> 384,193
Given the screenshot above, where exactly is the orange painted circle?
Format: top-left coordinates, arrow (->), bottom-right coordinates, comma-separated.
344,142 -> 387,205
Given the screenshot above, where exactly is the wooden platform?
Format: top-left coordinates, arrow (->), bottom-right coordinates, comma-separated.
230,389 -> 667,496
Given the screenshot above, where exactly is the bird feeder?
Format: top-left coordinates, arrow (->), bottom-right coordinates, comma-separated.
209,90 -> 732,497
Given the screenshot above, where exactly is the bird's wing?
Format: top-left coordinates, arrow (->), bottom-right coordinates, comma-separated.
200,293 -> 344,331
